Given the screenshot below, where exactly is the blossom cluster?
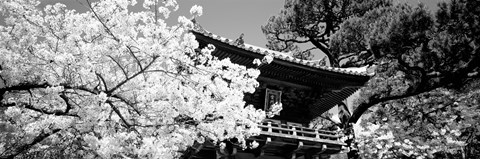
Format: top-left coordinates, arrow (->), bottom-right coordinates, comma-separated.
266,102 -> 283,118
356,82 -> 480,158
0,0 -> 265,158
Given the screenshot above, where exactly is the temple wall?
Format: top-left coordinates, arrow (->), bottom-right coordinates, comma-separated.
243,80 -> 324,124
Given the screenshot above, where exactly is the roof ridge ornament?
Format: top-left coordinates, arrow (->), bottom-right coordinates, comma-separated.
234,33 -> 245,46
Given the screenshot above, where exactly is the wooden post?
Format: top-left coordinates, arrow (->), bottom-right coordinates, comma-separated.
316,145 -> 327,156
292,126 -> 297,136
289,141 -> 303,159
267,122 -> 272,133
231,147 -> 237,156
260,137 -> 272,158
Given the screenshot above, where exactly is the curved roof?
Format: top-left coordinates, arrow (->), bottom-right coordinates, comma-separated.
191,24 -> 373,118
191,26 -> 372,77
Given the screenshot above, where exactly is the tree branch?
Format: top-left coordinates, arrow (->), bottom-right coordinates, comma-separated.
274,33 -> 310,44
106,101 -> 132,128
86,0 -> 119,42
106,101 -> 141,138
337,52 -> 359,62
126,45 -> 144,70
308,36 -> 338,67
59,92 -> 73,114
106,56 -> 159,94
0,82 -> 51,93
107,55 -> 128,78
1,82 -> 51,101
110,94 -> 141,115
95,73 -> 108,91
19,102 -> 79,118
348,90 -> 429,123
348,54 -> 480,124
1,129 -> 61,159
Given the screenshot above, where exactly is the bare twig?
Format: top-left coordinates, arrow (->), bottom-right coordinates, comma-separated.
107,55 -> 129,78
106,100 -> 132,128
106,56 -> 159,94
95,73 -> 108,91
59,92 -> 73,114
110,94 -> 141,115
106,101 -> 142,138
86,0 -> 119,42
126,45 -> 144,70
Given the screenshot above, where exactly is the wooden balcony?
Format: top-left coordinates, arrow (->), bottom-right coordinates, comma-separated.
258,120 -> 343,144
184,120 -> 347,159
249,120 -> 346,158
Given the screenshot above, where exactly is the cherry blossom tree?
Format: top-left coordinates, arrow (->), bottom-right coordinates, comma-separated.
0,0 -> 267,158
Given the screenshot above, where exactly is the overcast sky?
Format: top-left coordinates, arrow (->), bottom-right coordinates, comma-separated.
1,0 -> 446,59
176,0 -> 444,54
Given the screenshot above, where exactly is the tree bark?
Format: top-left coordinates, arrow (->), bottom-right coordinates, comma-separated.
308,37 -> 339,67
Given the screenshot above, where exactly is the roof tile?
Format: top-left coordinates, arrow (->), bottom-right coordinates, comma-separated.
191,28 -> 372,77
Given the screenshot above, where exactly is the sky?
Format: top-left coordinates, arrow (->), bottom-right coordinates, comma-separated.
173,0 -> 444,56
177,0 -> 284,49
181,0 -> 443,47
1,0 -> 445,58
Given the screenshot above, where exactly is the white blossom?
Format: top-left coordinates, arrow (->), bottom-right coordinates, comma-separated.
219,142 -> 227,150
249,140 -> 259,149
178,16 -> 193,29
262,54 -> 274,64
157,6 -> 171,19
253,58 -> 262,66
266,102 -> 283,118
190,5 -> 203,17
0,0 -> 265,158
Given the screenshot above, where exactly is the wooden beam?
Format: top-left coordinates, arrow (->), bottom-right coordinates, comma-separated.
257,76 -> 312,90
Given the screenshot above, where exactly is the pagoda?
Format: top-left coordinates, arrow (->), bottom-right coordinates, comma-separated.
184,24 -> 371,159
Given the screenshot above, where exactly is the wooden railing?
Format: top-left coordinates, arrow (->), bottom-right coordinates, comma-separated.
184,120 -> 347,159
257,121 -> 346,146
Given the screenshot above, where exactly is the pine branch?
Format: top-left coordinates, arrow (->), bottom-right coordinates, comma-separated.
308,36 -> 338,67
